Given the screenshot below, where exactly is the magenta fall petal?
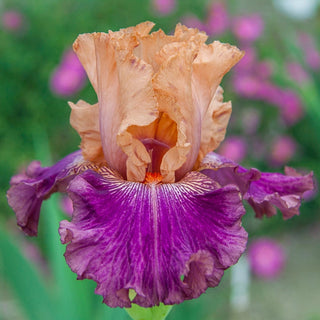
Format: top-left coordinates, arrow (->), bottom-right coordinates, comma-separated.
7,151 -> 83,236
59,168 -> 247,307
200,152 -> 314,219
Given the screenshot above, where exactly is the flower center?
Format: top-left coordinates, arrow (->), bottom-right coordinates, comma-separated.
141,138 -> 170,174
144,172 -> 163,184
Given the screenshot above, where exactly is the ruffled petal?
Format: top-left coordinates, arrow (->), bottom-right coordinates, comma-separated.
245,167 -> 314,219
69,100 -> 105,163
7,151 -> 84,236
73,33 -> 98,92
192,42 -> 243,121
199,152 -> 260,194
195,86 -> 232,168
72,23 -> 243,183
153,41 -> 198,182
95,29 -> 159,181
59,168 -> 247,307
191,42 -> 243,167
199,152 -> 314,219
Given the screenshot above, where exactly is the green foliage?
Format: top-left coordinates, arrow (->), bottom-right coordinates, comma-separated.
125,303 -> 173,320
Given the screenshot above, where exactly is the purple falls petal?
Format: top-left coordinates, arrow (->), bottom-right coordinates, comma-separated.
199,152 -> 261,195
59,168 -> 247,308
7,151 -> 84,236
200,152 -> 314,219
245,166 -> 314,219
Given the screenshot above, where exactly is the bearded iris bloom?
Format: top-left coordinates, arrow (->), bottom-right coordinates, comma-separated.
7,22 -> 313,308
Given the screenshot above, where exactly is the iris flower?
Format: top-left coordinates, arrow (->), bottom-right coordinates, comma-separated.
7,22 -> 313,308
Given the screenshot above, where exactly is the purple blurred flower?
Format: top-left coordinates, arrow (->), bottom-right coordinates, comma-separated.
232,75 -> 261,98
241,109 -> 261,134
270,136 -> 297,166
232,14 -> 264,43
50,49 -> 87,97
248,238 -> 286,279
218,137 -> 247,163
181,15 -> 207,32
2,10 -> 24,31
286,62 -> 310,84
254,61 -> 273,80
206,2 -> 229,36
7,22 -> 313,308
152,0 -> 176,15
298,33 -> 320,70
234,46 -> 257,72
280,90 -> 304,125
305,48 -> 320,70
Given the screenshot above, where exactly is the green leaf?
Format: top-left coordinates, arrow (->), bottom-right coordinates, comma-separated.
0,226 -> 55,320
125,303 -> 173,320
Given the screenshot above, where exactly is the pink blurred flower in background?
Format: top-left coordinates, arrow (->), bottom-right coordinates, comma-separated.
218,136 -> 247,163
286,62 -> 310,84
256,82 -> 282,105
233,52 -> 304,126
279,90 -> 304,125
270,135 -> 297,166
254,60 -> 273,80
241,108 -> 261,134
235,46 -> 257,72
298,33 -> 320,70
50,49 -> 87,97
305,48 -> 320,70
248,238 -> 286,280
206,2 -> 229,35
2,10 -> 24,31
152,0 -> 176,15
232,14 -> 264,43
180,14 -> 207,32
232,74 -> 262,98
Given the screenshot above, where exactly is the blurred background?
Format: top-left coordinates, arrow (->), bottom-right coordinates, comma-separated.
0,0 -> 319,319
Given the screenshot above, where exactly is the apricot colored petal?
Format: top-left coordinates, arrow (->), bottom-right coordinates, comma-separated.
134,29 -> 174,71
73,34 -> 98,93
195,87 -> 232,168
173,23 -> 208,43
69,100 -> 105,163
59,169 -> 247,307
192,41 -> 243,118
153,42 -> 199,182
134,25 -> 206,72
94,31 -> 158,181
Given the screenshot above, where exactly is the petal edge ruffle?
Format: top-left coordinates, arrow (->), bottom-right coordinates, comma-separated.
200,152 -> 314,219
59,168 -> 247,307
7,151 -> 86,236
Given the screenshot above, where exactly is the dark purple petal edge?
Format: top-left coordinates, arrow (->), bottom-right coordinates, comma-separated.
199,152 -> 314,219
7,151 -> 83,236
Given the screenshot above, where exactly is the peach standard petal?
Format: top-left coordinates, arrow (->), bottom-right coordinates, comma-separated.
71,22 -> 243,183
69,100 -> 105,164
194,86 -> 232,168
